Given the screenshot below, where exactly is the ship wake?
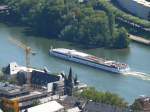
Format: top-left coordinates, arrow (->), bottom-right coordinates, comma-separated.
123,71 -> 150,81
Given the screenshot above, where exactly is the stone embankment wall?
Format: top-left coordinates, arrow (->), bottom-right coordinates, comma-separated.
116,0 -> 150,20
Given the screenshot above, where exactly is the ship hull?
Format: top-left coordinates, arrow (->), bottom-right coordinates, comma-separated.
49,50 -> 129,74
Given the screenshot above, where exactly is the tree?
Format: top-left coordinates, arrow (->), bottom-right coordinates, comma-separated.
107,11 -> 115,37
4,0 -> 130,48
115,27 -> 129,49
0,72 -> 5,82
60,8 -> 110,47
131,99 -> 143,111
31,99 -> 40,107
2,64 -> 10,74
8,77 -> 17,84
0,0 -> 6,4
79,87 -> 128,108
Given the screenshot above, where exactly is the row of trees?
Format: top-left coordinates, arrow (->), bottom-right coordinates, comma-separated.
109,0 -> 150,38
2,0 -> 129,48
78,87 -> 128,108
77,87 -> 144,111
99,0 -> 150,28
77,88 -> 143,112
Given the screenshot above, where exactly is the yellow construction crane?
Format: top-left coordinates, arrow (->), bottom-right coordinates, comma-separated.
9,37 -> 34,85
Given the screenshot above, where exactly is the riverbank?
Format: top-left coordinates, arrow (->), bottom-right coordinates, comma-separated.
129,34 -> 150,45
110,0 -> 150,28
0,0 -> 130,49
109,0 -> 150,39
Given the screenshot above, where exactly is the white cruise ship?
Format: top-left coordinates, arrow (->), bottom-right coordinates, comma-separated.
49,48 -> 130,74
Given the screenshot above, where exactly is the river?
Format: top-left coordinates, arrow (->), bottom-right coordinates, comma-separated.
0,23 -> 150,104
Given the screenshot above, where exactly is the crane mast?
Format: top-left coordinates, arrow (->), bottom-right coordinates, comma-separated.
9,38 -> 33,86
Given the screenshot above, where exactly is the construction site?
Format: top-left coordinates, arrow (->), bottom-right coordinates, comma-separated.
0,38 -> 87,112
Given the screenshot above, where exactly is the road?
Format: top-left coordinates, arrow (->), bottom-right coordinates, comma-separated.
129,34 -> 150,45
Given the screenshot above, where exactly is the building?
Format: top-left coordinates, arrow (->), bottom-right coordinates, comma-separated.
0,109 -> 3,112
3,62 -> 46,76
31,70 -> 63,88
27,101 -> 64,112
0,75 -> 63,111
51,81 -> 65,95
1,63 -> 86,112
0,5 -> 8,11
0,82 -> 29,99
3,62 -> 30,75
116,0 -> 150,20
67,107 -> 81,112
1,98 -> 19,112
0,5 -> 9,15
58,96 -> 84,111
83,101 -> 128,112
78,0 -> 89,3
0,67 -> 65,112
0,80 -> 65,111
58,96 -> 82,112
0,82 -> 49,111
1,89 -> 58,111
132,96 -> 150,112
31,70 -> 65,96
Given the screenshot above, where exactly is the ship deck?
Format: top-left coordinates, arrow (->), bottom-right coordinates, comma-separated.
52,48 -> 128,69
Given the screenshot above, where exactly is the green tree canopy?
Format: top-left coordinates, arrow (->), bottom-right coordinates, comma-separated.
4,0 -> 129,48
79,87 -> 128,108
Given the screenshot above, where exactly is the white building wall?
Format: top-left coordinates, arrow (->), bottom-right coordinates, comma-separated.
117,0 -> 150,20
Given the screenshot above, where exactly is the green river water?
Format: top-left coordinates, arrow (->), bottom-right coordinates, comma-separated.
0,23 -> 150,103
